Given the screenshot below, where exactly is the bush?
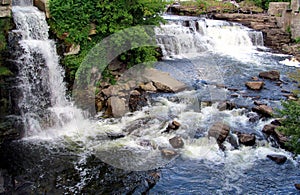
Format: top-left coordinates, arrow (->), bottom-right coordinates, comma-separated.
48,0 -> 166,86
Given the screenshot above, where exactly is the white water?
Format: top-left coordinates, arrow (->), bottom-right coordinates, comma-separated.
155,16 -> 264,59
11,4 -> 297,174
12,4 -> 85,136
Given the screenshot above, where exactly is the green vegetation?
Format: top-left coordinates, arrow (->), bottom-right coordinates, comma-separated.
0,18 -> 13,76
277,70 -> 300,154
294,37 -> 300,44
48,0 -> 166,86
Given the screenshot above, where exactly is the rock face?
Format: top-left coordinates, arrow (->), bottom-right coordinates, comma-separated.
259,70 -> 280,81
208,122 -> 230,145
245,81 -> 264,90
267,154 -> 287,164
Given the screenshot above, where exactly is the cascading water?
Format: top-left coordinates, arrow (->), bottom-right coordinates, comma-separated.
10,1 -> 84,137
155,16 -> 264,59
2,5 -> 299,194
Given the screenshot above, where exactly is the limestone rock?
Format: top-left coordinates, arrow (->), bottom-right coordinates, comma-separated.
140,82 -> 157,92
259,70 -> 280,81
143,68 -> 187,93
208,122 -> 230,145
245,81 -> 264,90
267,154 -> 287,164
106,96 -> 127,117
238,133 -> 256,146
169,136 -> 184,149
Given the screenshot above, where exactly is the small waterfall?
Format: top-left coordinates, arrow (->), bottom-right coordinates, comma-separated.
10,2 -> 84,136
155,16 -> 264,59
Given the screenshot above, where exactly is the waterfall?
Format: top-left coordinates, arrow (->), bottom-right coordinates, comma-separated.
10,2 -> 84,136
155,16 -> 264,59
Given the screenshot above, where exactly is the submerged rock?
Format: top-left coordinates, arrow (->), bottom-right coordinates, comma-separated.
259,70 -> 280,81
267,154 -> 287,164
208,122 -> 230,146
169,136 -> 184,149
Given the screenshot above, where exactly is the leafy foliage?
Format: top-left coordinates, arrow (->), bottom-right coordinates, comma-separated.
277,100 -> 300,154
276,69 -> 300,154
48,0 -> 166,86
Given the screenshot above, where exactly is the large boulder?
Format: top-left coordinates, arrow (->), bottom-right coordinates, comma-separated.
208,122 -> 230,145
262,124 -> 277,135
143,68 -> 187,93
106,96 -> 127,117
245,81 -> 264,90
259,70 -> 280,81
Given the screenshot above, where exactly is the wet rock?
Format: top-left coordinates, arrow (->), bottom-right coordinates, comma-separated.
106,132 -> 125,140
247,112 -> 260,122
162,120 -> 181,133
140,82 -> 157,92
161,149 -> 177,159
252,76 -> 259,81
217,101 -> 236,111
238,133 -> 256,146
106,96 -> 127,117
245,81 -> 264,90
271,119 -> 282,126
227,132 -> 239,149
252,105 -> 273,117
262,124 -> 277,135
254,100 -> 267,106
129,91 -> 148,112
208,122 -> 230,145
169,136 -> 184,149
259,70 -> 280,81
267,154 -> 287,164
274,129 -> 289,148
295,183 -> 300,190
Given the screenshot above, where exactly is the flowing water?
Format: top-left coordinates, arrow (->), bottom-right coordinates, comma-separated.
1,2 -> 300,194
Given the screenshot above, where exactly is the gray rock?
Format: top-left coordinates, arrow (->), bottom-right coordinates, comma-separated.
143,68 -> 187,93
106,96 -> 127,117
